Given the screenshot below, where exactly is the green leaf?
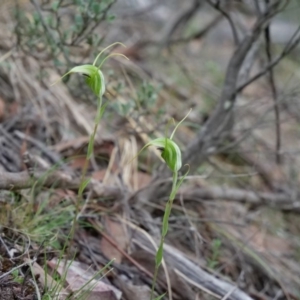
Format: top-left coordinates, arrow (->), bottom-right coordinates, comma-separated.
154,294 -> 166,300
51,1 -> 60,12
75,14 -> 83,29
95,101 -> 108,123
173,165 -> 190,195
92,2 -> 101,14
155,243 -> 163,267
79,178 -> 91,196
162,203 -> 171,236
87,133 -> 95,159
106,14 -> 115,22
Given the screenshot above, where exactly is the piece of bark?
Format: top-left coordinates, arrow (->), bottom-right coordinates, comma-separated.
48,259 -> 122,300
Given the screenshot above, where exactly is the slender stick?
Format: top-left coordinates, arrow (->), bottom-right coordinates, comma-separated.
264,0 -> 281,164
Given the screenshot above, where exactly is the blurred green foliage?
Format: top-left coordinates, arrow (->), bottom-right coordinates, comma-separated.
14,0 -> 116,71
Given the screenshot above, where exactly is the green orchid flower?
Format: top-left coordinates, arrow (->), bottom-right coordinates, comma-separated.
68,64 -> 106,97
136,110 -> 191,173
53,42 -> 128,97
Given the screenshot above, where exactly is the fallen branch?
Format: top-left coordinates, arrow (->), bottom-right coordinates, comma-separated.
134,234 -> 254,300
182,186 -> 300,211
0,170 -> 122,199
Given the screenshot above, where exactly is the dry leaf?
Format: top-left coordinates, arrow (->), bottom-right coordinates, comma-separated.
117,278 -> 151,300
132,171 -> 152,189
100,217 -> 128,264
53,136 -> 90,153
240,225 -> 291,254
69,156 -> 90,170
92,169 -> 107,181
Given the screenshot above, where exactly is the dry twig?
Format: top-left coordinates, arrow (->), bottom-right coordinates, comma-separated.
0,170 -> 123,200
182,186 -> 300,211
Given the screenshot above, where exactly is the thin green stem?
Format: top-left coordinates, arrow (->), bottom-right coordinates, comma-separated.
151,265 -> 159,300
67,95 -> 103,263
87,95 -> 103,158
150,172 -> 177,300
170,172 -> 178,200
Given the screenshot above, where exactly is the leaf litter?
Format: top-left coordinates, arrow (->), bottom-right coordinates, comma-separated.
0,2 -> 300,300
